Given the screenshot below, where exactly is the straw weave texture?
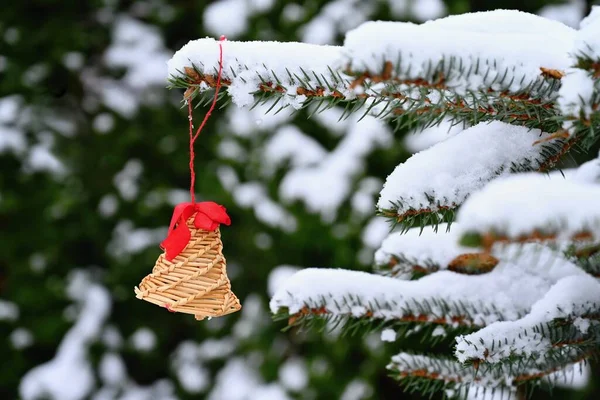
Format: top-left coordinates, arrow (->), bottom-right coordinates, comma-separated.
134,214 -> 241,320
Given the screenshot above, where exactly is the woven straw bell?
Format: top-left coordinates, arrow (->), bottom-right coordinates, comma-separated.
134,205 -> 240,320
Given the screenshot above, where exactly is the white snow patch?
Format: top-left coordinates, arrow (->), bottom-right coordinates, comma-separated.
378,121 -> 551,213
456,172 -> 600,240
381,328 -> 396,342
130,327 -> 157,352
279,357 -> 308,391
0,300 -> 19,321
344,10 -> 574,93
271,245 -> 585,326
168,38 -> 344,108
20,271 -> 111,400
455,275 -> 600,363
403,119 -> 466,153
268,265 -> 301,297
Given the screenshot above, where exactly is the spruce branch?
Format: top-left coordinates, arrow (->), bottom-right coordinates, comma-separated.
379,131 -> 567,231
376,252 -> 498,279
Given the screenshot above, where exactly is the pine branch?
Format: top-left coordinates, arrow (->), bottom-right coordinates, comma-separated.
388,350 -> 595,399
378,123 -> 567,231
375,224 -> 498,278
558,49 -> 600,149
455,275 -> 600,367
387,353 -> 512,398
456,173 -> 600,251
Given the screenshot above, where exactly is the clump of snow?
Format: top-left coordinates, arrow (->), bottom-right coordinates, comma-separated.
268,265 -> 301,297
20,271 -> 111,400
456,172 -> 600,241
538,0 -> 586,28
107,220 -> 166,258
340,379 -> 373,400
0,299 -> 19,321
375,223 -> 471,277
411,0 -> 446,22
167,38 -> 344,108
130,327 -> 157,352
99,353 -> 126,386
377,121 -> 552,214
281,114 -> 390,222
208,358 -> 291,400
381,328 -> 397,342
171,341 -> 210,394
263,125 -> 326,173
0,96 -> 27,155
279,357 -> 308,391
557,68 -> 595,120
455,275 -> 600,363
572,154 -> 600,183
10,328 -> 34,349
270,245 -> 585,327
547,361 -> 590,390
344,10 -> 574,93
104,16 -> 171,90
574,6 -> 600,59
403,119 -> 466,153
113,159 -> 143,201
232,181 -> 298,232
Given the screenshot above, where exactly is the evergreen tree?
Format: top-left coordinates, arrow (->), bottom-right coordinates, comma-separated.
170,7 -> 600,400
1,1 -> 599,400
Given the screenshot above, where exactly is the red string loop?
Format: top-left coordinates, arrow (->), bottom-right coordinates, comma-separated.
188,35 -> 226,203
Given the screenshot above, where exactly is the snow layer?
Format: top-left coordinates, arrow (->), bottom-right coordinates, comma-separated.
167,38 -> 344,107
572,154 -> 600,183
557,68 -> 595,120
455,274 -> 600,363
344,10 -> 574,92
377,121 -> 551,213
456,172 -> 600,240
403,119 -> 466,153
574,6 -> 600,59
20,271 -> 111,400
270,246 -> 585,326
557,6 -> 600,128
375,223 -> 472,276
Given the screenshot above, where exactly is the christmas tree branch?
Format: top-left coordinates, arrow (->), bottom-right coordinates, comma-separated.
377,122 -> 566,231
375,224 -> 497,278
455,275 -> 600,367
457,173 -> 600,251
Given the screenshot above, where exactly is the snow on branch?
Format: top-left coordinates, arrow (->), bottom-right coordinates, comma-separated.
389,351 -> 593,397
387,353 -> 512,397
341,10 -> 574,132
168,38 -> 347,109
558,6 -> 600,148
456,173 -> 600,250
455,275 -> 600,366
375,223 -> 498,278
270,248 -> 584,335
377,121 -> 565,230
344,10 -> 574,93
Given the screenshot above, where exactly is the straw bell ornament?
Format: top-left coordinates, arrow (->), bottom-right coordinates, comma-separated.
134,35 -> 240,320
134,202 -> 241,320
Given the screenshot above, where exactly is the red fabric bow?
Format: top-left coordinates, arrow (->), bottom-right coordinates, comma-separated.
160,202 -> 231,261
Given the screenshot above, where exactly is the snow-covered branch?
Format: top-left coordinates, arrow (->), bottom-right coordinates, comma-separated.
455,275 -> 600,365
377,122 -> 564,229
375,224 -> 497,278
270,247 -> 584,337
456,173 -> 600,250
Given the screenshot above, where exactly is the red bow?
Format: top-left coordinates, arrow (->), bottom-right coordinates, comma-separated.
160,202 -> 231,261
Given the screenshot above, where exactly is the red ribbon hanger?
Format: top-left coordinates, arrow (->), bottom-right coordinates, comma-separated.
160,36 -> 229,261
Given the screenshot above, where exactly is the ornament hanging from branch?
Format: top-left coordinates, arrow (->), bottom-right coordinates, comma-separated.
134,36 -> 241,320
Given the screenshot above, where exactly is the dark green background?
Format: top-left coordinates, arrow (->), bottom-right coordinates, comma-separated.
1,0 -> 598,399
